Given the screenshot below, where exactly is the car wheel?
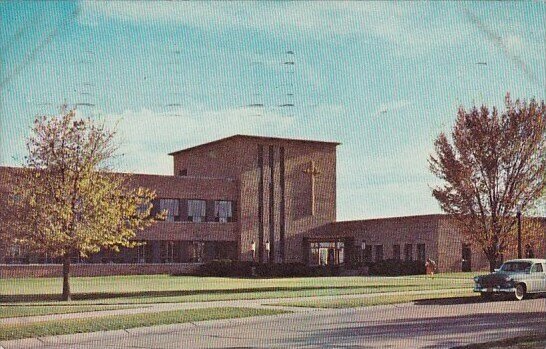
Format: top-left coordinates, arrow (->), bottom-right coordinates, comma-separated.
514,284 -> 526,301
480,292 -> 493,301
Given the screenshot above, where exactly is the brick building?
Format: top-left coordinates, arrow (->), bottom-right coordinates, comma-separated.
1,135 -> 544,275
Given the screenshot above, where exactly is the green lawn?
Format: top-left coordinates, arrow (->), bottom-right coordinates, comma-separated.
0,305 -> 142,318
0,274 -> 477,341
271,289 -> 476,308
0,307 -> 287,341
0,274 -> 474,306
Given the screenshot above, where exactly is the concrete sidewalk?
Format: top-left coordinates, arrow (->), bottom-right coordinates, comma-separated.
1,288 -> 468,325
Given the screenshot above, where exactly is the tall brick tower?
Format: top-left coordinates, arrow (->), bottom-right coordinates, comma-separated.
169,135 -> 339,263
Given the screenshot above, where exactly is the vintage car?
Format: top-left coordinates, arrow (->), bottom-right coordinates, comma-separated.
473,258 -> 546,300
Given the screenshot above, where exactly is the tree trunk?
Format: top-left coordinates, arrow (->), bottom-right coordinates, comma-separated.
487,252 -> 499,272
62,252 -> 71,301
489,259 -> 496,273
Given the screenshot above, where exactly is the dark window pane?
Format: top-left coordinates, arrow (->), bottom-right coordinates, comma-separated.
160,199 -> 180,222
393,244 -> 401,260
214,200 -> 233,223
404,244 -> 413,261
417,244 -> 426,261
375,245 -> 383,262
188,200 -> 206,222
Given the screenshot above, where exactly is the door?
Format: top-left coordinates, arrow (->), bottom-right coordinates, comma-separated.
462,244 -> 472,272
328,248 -> 336,265
529,263 -> 545,293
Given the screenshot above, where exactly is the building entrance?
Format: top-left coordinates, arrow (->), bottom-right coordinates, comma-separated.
309,241 -> 345,266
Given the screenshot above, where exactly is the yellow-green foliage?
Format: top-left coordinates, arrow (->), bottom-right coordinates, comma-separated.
6,109 -> 163,269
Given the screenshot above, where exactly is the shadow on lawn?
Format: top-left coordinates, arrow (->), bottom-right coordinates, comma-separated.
413,296 -> 483,306
0,284 -> 413,303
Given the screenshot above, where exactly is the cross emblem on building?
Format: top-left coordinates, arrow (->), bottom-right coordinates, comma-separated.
303,161 -> 321,215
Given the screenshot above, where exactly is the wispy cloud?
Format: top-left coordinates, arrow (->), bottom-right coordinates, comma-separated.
100,106 -> 296,174
77,2 -> 470,54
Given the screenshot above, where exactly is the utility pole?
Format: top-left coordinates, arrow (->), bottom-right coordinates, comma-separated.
517,209 -> 522,259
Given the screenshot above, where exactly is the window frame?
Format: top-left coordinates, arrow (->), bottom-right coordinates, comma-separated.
417,243 -> 426,262
404,244 -> 413,261
392,244 -> 401,260
531,263 -> 543,273
159,198 -> 180,222
187,199 -> 207,222
374,245 -> 384,262
214,200 -> 233,223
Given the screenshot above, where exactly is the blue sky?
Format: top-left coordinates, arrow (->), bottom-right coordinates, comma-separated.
1,1 -> 544,220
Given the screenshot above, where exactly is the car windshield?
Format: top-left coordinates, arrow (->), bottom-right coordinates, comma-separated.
500,262 -> 532,272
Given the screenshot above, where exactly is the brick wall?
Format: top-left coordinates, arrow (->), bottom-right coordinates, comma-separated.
323,215 -> 442,265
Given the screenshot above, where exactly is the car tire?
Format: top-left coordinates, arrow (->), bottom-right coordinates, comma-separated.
480,292 -> 493,301
514,284 -> 526,301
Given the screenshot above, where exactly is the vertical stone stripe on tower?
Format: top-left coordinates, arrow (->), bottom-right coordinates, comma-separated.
279,146 -> 286,263
269,145 -> 275,264
258,144 -> 264,263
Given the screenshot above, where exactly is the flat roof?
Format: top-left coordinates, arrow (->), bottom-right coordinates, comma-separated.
335,214 -> 447,224
168,134 -> 341,156
0,166 -> 235,182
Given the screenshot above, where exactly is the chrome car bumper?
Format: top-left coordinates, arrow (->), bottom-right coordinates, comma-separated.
473,287 -> 516,293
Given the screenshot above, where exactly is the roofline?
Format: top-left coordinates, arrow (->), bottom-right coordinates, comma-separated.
505,258 -> 546,263
124,172 -> 236,182
335,214 -> 447,224
335,213 -> 546,225
0,166 -> 235,182
168,134 -> 341,156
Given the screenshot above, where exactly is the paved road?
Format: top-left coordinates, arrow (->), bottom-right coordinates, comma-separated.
2,297 -> 545,349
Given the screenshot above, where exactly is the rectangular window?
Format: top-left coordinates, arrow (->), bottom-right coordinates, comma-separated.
136,203 -> 150,215
160,199 -> 180,222
136,244 -> 147,264
188,200 -> 206,222
192,241 -> 205,262
404,244 -> 413,261
417,243 -> 426,261
393,244 -> 401,260
7,244 -> 26,264
531,263 -> 543,273
374,245 -> 384,262
214,200 -> 233,223
161,241 -> 175,263
364,245 -> 372,263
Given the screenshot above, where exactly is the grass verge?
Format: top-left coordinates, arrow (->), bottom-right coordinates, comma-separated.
0,305 -> 142,319
10,285 -> 473,306
0,307 -> 288,341
271,289 -> 476,308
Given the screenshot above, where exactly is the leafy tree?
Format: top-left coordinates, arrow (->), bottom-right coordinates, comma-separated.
7,109 -> 161,300
429,94 -> 545,271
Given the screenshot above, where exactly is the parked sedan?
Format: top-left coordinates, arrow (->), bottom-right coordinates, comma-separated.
473,258 -> 546,300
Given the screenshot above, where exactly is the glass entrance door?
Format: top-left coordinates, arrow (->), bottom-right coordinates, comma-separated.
310,241 -> 345,266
